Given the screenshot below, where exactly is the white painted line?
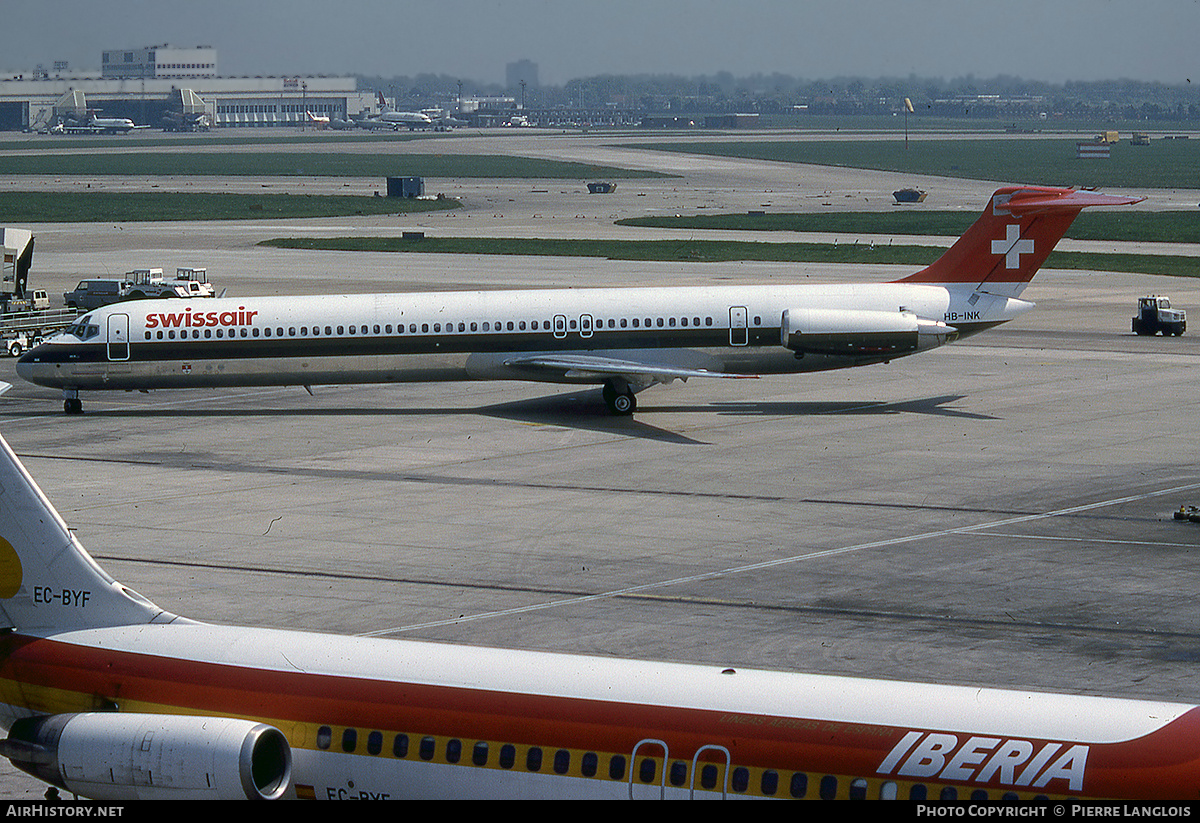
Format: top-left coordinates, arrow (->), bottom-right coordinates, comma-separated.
366,480 -> 1200,636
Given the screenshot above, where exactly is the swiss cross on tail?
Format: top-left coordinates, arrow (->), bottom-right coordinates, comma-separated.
990,191 -> 1035,269
992,224 -> 1035,269
899,186 -> 1142,299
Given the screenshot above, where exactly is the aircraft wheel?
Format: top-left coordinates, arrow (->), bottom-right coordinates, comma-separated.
602,379 -> 637,415
63,398 -> 83,414
611,392 -> 635,415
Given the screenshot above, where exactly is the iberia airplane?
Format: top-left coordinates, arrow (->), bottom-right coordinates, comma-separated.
0,432 -> 1198,800
305,111 -> 331,128
18,187 -> 1139,415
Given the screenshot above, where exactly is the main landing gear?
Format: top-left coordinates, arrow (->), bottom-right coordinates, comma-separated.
62,389 -> 82,415
602,378 -> 637,416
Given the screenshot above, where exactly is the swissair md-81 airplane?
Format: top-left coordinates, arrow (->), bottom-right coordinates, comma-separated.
18,186 -> 1139,415
1,431 -> 1199,800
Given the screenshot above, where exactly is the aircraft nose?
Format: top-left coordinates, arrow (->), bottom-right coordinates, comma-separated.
15,350 -> 42,383
15,353 -> 33,380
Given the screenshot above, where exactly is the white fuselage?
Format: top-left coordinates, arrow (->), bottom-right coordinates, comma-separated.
0,619 -> 1184,800
17,282 -> 1029,394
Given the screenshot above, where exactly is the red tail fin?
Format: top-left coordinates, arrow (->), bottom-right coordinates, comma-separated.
899,187 -> 1142,294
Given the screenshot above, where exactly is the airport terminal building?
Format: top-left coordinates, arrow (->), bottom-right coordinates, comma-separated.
0,45 -> 374,130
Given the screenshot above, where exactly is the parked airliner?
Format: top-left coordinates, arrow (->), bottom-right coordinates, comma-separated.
305,111 -> 331,128
353,91 -> 437,130
0,431 -> 1198,800
56,115 -> 150,135
18,187 -> 1139,415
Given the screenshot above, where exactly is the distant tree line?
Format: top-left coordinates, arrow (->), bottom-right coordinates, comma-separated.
358,72 -> 1200,121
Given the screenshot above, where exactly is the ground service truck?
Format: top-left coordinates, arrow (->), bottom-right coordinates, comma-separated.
2,229 -> 78,355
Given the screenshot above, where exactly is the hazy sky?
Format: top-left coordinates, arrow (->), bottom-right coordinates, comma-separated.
7,0 -> 1197,86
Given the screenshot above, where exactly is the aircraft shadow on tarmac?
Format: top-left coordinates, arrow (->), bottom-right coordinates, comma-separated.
479,390 -> 996,441
1,390 -> 994,445
699,394 -> 998,420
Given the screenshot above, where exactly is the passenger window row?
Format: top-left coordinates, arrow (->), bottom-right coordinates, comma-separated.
142,317 -> 732,341
311,725 -> 1039,800
393,316 -> 719,334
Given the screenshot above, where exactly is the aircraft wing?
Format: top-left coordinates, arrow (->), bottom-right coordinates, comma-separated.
0,382 -> 11,396
502,353 -> 757,383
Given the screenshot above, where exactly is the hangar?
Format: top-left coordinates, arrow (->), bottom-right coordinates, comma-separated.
0,44 -> 373,131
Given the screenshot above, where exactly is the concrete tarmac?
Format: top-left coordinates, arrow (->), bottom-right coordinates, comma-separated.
0,130 -> 1197,798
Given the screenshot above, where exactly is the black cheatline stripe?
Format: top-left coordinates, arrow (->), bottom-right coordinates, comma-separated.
31,327 -> 783,364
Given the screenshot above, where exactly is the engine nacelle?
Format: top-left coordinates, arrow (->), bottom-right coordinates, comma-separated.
781,308 -> 955,357
1,713 -> 292,800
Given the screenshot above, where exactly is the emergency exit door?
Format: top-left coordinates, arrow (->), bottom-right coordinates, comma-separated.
729,306 -> 748,346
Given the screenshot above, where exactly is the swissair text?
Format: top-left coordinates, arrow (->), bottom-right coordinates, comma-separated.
146,307 -> 258,330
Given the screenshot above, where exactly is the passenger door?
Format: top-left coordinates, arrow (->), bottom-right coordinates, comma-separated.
106,313 -> 130,361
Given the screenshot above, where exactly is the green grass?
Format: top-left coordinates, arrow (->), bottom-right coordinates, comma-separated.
618,211 -> 1200,244
260,235 -> 937,264
258,235 -> 1200,277
628,138 -> 1200,189
726,116 -> 1200,133
1048,250 -> 1200,277
0,132 -> 438,151
0,191 -> 460,222
0,152 -> 668,179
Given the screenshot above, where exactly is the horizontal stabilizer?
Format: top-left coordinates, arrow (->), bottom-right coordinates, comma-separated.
998,188 -> 1143,214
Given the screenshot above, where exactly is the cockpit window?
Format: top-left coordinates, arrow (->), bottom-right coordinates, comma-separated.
67,321 -> 100,340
